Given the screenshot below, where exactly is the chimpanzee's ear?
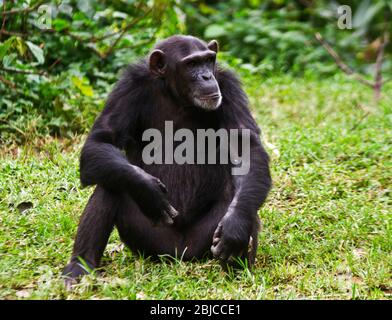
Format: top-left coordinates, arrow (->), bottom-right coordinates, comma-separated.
207,40 -> 219,53
149,49 -> 166,76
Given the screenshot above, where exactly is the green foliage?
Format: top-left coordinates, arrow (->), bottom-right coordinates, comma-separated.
1,0 -> 391,142
0,0 -> 182,143
184,0 -> 392,75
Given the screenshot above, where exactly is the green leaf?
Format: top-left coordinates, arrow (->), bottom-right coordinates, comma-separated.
71,76 -> 94,97
15,37 -> 27,56
26,41 -> 45,65
204,24 -> 226,38
244,35 -> 258,43
199,3 -> 216,14
353,0 -> 385,29
53,18 -> 70,32
77,0 -> 94,18
2,53 -> 17,67
113,11 -> 128,19
0,37 -> 14,60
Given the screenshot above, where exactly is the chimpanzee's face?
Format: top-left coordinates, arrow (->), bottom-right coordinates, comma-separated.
177,45 -> 221,110
149,36 -> 222,111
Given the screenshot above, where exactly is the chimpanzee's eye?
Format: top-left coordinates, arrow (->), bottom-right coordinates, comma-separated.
206,57 -> 215,66
187,60 -> 197,68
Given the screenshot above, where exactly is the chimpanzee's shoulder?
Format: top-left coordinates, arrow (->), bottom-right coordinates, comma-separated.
216,66 -> 261,134
106,60 -> 153,107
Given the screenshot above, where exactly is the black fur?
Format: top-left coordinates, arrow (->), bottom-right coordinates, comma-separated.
63,35 -> 271,282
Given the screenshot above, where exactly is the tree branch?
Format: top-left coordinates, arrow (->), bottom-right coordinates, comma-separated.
374,32 -> 389,102
100,8 -> 152,59
1,0 -> 45,16
0,74 -> 16,89
315,32 -> 374,88
39,7 -> 152,60
0,29 -> 29,37
0,66 -> 48,76
0,0 -> 7,41
48,58 -> 61,70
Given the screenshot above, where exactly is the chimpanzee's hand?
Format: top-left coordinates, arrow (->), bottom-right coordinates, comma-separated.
133,173 -> 179,226
211,212 -> 252,263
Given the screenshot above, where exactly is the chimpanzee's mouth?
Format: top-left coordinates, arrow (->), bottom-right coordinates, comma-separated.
199,93 -> 221,101
193,92 -> 222,110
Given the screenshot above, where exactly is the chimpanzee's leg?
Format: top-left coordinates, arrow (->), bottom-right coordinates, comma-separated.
180,182 -> 259,265
115,182 -> 259,266
114,180 -> 234,260
62,186 -> 122,283
181,197 -> 231,259
115,195 -> 182,257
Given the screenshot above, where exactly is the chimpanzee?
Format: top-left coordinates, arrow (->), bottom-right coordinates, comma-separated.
63,35 -> 271,282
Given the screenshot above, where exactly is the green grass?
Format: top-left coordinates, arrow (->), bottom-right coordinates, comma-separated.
0,75 -> 391,299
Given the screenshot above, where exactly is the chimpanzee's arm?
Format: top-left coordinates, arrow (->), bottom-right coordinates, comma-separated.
211,68 -> 271,262
81,125 -> 140,191
216,67 -> 271,214
79,78 -> 178,225
211,133 -> 271,260
229,133 -> 271,217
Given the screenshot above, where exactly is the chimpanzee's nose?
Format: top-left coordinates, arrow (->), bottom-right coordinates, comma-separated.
202,73 -> 212,81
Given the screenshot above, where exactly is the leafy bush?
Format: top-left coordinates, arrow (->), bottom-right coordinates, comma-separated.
184,0 -> 391,75
0,0 -> 182,143
1,0 -> 391,143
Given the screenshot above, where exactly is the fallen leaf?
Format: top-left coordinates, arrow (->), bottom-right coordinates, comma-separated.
136,292 -> 146,300
16,290 -> 31,298
353,248 -> 366,259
